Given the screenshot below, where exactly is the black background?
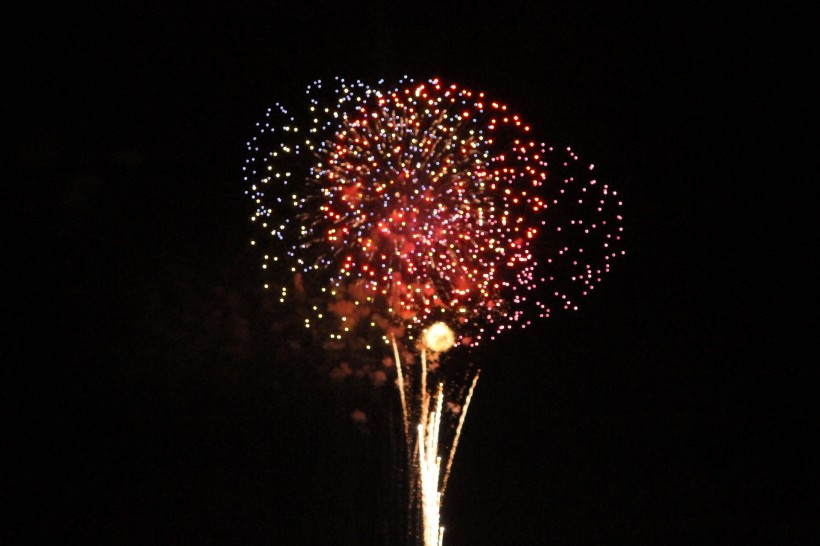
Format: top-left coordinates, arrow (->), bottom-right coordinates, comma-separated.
6,1 -> 813,544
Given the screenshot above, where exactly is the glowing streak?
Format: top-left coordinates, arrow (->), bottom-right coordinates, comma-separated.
392,335 -> 410,444
420,347 -> 429,438
441,369 -> 480,496
390,323 -> 480,546
418,382 -> 445,546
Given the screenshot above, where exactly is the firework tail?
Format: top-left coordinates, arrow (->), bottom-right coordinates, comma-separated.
393,340 -> 479,546
417,382 -> 444,546
392,335 -> 410,445
441,369 -> 480,496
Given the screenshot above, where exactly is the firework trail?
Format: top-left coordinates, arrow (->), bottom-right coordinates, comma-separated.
389,324 -> 475,546
245,77 -> 624,545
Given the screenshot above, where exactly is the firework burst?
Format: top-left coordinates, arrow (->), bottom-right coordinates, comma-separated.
245,77 -> 624,350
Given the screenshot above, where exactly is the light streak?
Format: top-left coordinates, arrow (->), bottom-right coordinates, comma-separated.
392,335 -> 410,444
391,322 -> 479,546
418,383 -> 444,546
442,369 -> 479,496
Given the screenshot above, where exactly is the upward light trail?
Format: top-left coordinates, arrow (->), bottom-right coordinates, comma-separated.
394,322 -> 478,546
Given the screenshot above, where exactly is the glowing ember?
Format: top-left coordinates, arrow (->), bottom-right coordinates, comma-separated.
424,322 -> 456,353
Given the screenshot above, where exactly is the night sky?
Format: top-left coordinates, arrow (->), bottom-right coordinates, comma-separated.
7,2 -> 812,544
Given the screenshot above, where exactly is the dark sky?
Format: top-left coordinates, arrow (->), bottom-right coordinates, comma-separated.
7,2 -> 811,544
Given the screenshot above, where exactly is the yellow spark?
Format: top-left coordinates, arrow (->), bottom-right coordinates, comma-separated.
423,322 -> 455,353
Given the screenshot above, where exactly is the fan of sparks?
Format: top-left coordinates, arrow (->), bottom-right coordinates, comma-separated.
244,77 -> 624,347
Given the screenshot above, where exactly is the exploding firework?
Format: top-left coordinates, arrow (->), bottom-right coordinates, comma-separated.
244,77 -> 624,545
245,77 -> 624,350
